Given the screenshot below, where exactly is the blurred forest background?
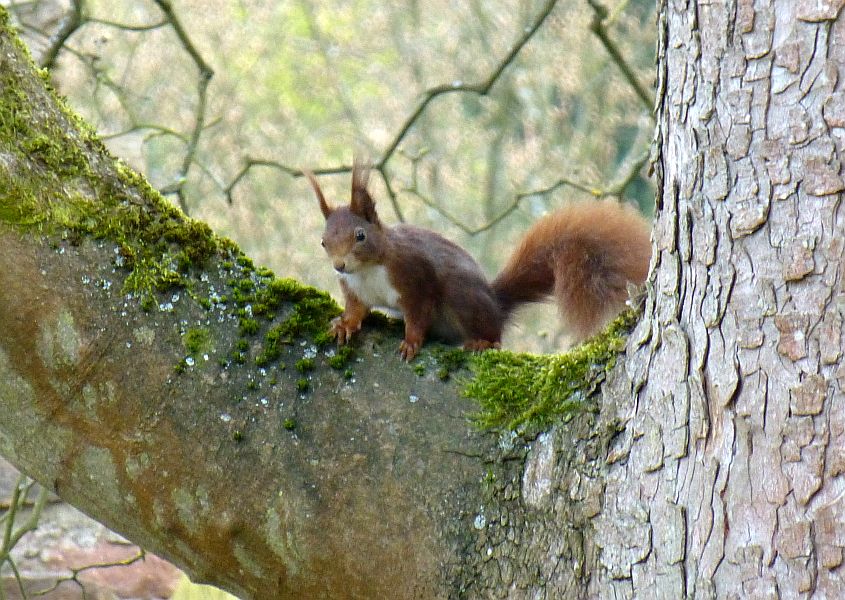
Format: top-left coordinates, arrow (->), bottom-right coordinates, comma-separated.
2,0 -> 656,597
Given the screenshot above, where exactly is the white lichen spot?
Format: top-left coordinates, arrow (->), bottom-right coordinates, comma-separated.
185,357 -> 195,367
409,394 -> 419,403
203,353 -> 209,361
158,301 -> 174,312
220,413 -> 232,423
303,345 -> 317,359
473,512 -> 487,530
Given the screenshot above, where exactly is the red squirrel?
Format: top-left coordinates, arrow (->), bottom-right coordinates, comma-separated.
305,162 -> 651,361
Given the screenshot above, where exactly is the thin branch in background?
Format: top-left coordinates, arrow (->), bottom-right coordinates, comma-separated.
87,17 -> 168,32
1,475 -> 49,600
377,0 -> 559,166
39,0 -> 83,70
400,148 -> 650,236
586,0 -> 654,112
224,0 -> 560,216
151,0 -> 214,215
32,549 -> 147,597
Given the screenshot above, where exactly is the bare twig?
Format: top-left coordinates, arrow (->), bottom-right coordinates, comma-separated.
377,0 -> 559,165
400,148 -> 650,236
586,0 -> 654,111
1,475 -> 49,600
151,0 -> 214,215
32,549 -> 147,597
87,17 -> 168,32
225,0 -> 561,215
39,0 -> 83,70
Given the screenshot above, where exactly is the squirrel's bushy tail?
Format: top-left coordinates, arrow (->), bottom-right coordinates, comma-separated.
492,200 -> 651,341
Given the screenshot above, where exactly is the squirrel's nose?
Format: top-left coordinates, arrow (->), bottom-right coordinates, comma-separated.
333,260 -> 346,273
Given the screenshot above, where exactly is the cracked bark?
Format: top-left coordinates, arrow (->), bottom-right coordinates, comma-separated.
591,1 -> 845,598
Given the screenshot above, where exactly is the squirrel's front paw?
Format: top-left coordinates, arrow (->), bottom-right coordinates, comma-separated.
399,339 -> 421,361
330,317 -> 361,345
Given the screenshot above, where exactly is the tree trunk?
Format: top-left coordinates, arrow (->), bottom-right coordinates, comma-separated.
591,1 -> 845,598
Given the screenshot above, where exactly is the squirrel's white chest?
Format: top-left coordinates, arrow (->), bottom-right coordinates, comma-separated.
339,265 -> 402,315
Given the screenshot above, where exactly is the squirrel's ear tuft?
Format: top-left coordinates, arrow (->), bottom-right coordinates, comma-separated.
350,157 -> 379,225
303,170 -> 332,220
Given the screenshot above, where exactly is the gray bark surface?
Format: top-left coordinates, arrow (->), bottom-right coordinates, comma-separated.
591,1 -> 845,598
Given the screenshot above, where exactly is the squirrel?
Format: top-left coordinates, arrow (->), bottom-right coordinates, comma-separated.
304,161 -> 651,361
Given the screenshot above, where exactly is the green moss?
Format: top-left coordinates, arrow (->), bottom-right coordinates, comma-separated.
465,309 -> 639,431
431,347 -> 469,381
183,327 -> 211,356
295,358 -> 315,373
413,363 -> 426,376
239,317 -> 259,336
236,255 -> 255,271
327,345 -> 354,370
254,283 -> 341,366
295,378 -> 309,392
283,418 -> 296,431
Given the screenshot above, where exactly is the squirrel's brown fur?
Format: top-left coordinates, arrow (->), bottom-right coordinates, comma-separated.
492,200 -> 651,340
306,161 -> 651,360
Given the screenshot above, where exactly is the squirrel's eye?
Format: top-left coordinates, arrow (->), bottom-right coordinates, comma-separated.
320,239 -> 325,248
354,228 -> 366,242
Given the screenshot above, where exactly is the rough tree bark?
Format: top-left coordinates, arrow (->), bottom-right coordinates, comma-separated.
2,1 -> 843,599
591,1 -> 845,598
